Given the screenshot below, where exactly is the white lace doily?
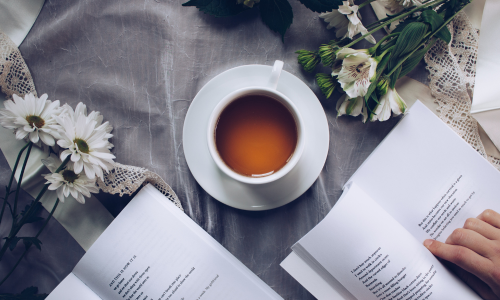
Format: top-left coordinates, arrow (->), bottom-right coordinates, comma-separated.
97,162 -> 182,210
0,30 -> 183,211
425,12 -> 500,170
0,31 -> 37,99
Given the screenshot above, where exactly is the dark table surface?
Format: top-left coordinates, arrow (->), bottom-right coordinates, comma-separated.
0,0 -> 428,298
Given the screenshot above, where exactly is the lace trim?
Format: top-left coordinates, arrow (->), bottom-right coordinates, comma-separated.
425,12 -> 500,170
97,163 -> 183,211
0,31 -> 37,98
0,30 -> 183,210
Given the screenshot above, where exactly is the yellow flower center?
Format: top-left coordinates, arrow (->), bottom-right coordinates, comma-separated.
26,115 -> 45,128
62,170 -> 79,183
73,138 -> 90,154
74,138 -> 90,154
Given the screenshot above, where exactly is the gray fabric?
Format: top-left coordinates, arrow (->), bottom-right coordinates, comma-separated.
0,0 -> 427,297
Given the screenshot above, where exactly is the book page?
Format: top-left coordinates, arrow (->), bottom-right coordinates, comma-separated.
46,273 -> 102,300
72,185 -> 282,300
348,101 -> 500,243
293,184 -> 480,300
281,252 -> 356,300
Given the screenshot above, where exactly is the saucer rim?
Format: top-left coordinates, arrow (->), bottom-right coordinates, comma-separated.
182,64 -> 329,211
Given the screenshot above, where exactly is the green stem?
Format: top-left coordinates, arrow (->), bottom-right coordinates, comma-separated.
358,0 -> 378,9
378,46 -> 394,60
12,142 -> 33,220
0,143 -> 30,226
369,32 -> 400,54
0,156 -> 69,262
0,199 -> 60,287
344,0 -> 446,48
365,9 -> 410,31
18,155 -> 70,227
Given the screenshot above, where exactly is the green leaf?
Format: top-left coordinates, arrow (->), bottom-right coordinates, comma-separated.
399,48 -> 426,78
21,202 -> 43,224
364,82 -> 378,102
22,237 -> 42,251
182,0 -> 250,17
436,27 -> 451,44
389,66 -> 401,89
379,38 -> 397,54
392,22 -> 428,60
367,92 -> 379,115
421,10 -> 443,32
365,54 -> 391,101
421,9 -> 451,44
391,16 -> 417,34
7,237 -> 20,251
376,53 -> 391,73
259,0 -> 293,41
297,0 -> 342,13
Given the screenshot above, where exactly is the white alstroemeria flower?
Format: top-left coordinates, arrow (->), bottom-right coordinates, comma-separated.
336,94 -> 368,122
333,48 -> 378,98
321,1 -> 376,44
380,0 -> 421,13
43,155 -> 99,204
0,93 -> 62,146
400,0 -> 422,8
320,1 -> 376,44
370,88 -> 407,121
56,103 -> 115,180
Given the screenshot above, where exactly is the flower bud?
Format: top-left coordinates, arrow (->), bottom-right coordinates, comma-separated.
376,77 -> 390,96
318,44 -> 340,67
315,73 -> 338,99
296,50 -> 320,73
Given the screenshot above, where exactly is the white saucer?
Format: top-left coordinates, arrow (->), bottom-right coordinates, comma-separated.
183,64 -> 329,211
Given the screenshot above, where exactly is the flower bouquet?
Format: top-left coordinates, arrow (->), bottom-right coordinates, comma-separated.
297,0 -> 471,121
0,93 -> 115,286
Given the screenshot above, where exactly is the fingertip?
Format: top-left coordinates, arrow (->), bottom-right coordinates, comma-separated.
423,239 -> 434,248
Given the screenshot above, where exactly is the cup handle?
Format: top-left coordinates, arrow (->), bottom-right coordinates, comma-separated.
268,60 -> 284,90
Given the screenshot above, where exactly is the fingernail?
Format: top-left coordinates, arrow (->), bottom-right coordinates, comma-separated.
423,239 -> 433,248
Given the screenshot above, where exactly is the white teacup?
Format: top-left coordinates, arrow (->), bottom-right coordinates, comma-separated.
207,60 -> 305,185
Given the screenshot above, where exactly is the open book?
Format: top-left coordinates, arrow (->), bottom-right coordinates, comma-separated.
281,101 -> 500,300
47,184 -> 282,300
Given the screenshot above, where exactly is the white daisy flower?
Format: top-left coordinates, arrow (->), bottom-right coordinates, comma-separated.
380,0 -> 404,13
61,103 -> 114,149
0,93 -> 62,146
320,1 -> 376,44
336,94 -> 368,122
319,10 -> 349,38
56,103 -> 115,180
370,87 -> 407,121
333,48 -> 378,98
43,155 -> 99,204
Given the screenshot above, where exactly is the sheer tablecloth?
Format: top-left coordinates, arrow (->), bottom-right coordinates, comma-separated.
0,0 -> 485,298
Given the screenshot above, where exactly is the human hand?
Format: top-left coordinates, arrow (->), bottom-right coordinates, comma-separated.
423,209 -> 500,300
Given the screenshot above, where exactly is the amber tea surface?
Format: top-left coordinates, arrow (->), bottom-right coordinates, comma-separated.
215,94 -> 298,177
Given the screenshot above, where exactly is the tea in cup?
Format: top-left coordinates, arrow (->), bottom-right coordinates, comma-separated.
207,61 -> 305,184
